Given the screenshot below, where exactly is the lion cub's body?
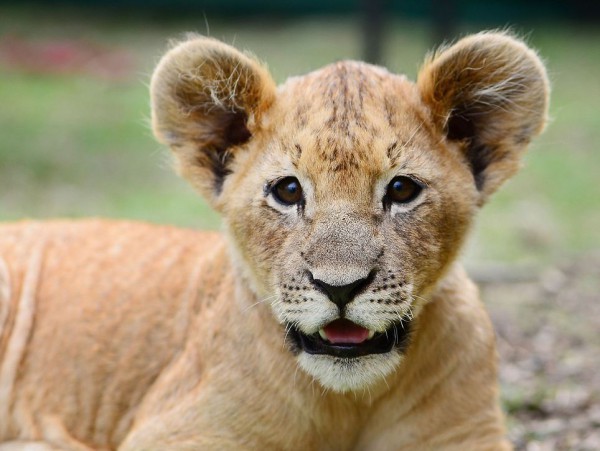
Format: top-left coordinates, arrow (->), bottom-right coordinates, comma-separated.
0,221 -> 504,450
0,32 -> 548,450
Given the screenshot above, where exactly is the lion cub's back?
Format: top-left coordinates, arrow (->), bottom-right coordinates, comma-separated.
0,219 -> 224,445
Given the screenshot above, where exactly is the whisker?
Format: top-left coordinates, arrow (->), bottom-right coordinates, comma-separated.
405,306 -> 415,321
242,294 -> 279,312
282,322 -> 293,350
293,363 -> 302,389
398,318 -> 405,331
392,309 -> 406,328
365,384 -> 373,405
378,367 -> 391,391
411,293 -> 430,304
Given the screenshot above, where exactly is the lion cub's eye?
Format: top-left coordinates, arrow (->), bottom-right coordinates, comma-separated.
272,177 -> 303,206
385,176 -> 422,204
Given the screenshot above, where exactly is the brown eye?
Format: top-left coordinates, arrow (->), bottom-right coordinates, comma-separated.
272,177 -> 303,206
386,176 -> 422,204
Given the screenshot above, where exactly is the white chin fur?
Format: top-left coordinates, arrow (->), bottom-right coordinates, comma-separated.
297,351 -> 403,393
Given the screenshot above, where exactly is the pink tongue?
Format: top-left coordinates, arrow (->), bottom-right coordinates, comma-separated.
323,319 -> 370,344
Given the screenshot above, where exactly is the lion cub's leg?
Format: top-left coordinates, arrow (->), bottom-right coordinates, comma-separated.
0,442 -> 66,451
119,429 -> 252,451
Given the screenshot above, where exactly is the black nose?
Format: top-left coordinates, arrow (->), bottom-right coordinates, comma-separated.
309,271 -> 375,309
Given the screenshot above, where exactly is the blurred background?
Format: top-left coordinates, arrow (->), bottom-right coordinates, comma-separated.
0,1 -> 598,449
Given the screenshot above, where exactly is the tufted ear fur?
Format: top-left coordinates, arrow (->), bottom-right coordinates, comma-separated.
417,32 -> 550,202
150,36 -> 276,207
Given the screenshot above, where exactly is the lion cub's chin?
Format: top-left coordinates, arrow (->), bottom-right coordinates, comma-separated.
297,352 -> 404,393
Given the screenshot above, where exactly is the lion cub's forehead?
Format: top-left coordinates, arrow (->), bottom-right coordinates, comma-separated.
266,61 -> 436,193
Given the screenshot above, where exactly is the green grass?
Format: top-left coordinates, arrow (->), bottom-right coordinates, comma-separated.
1,8 -> 599,265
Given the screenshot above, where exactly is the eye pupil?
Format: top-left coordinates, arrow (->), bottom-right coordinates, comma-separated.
273,177 -> 303,205
386,176 -> 421,204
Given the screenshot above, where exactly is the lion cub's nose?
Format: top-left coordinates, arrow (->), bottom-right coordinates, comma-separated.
309,271 -> 375,309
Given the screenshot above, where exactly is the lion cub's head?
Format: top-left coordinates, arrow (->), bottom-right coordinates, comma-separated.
151,32 -> 549,392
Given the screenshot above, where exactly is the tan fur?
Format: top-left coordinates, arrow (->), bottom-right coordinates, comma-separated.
0,32 -> 549,450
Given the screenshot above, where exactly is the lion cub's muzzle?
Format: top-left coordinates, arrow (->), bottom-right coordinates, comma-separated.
288,269 -> 412,358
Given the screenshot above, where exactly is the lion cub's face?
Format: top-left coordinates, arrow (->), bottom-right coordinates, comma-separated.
223,64 -> 478,391
151,33 -> 549,392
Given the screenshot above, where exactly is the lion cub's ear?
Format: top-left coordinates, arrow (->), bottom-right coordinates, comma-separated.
150,36 -> 276,207
417,32 -> 550,202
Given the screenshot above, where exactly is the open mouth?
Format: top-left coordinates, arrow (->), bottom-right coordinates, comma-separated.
289,318 -> 412,358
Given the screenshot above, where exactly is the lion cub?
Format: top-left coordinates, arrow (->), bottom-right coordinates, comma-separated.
0,32 -> 548,450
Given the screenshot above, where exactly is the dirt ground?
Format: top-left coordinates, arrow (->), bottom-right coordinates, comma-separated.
477,252 -> 600,450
